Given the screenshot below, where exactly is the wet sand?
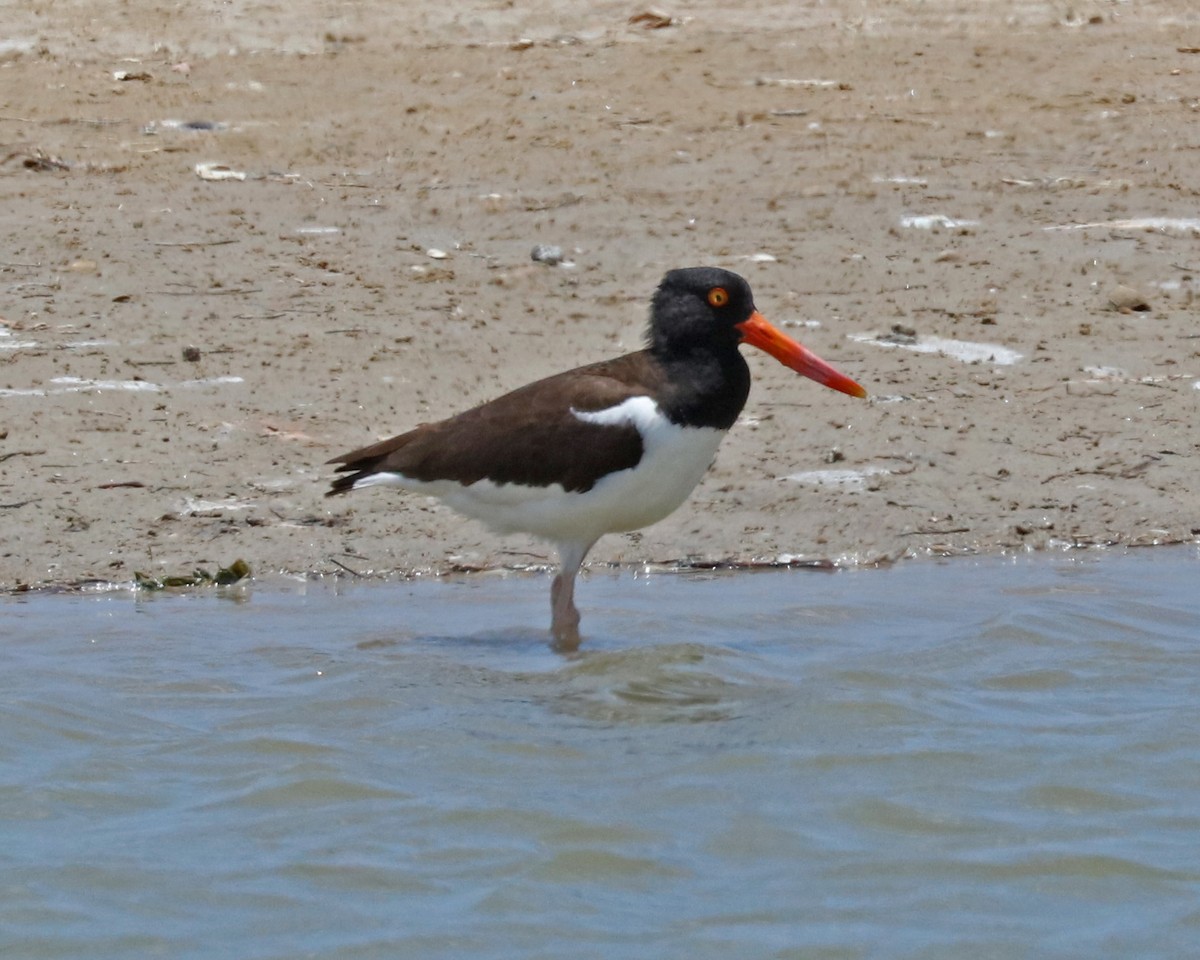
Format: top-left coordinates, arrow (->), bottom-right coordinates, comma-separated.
2,0 -> 1199,589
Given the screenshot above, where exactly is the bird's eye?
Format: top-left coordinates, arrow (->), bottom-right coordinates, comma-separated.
707,287 -> 730,308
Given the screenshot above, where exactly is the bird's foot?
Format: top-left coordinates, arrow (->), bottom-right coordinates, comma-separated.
550,623 -> 582,654
550,573 -> 582,652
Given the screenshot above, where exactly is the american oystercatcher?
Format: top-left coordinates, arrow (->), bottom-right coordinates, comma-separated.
327,267 -> 866,649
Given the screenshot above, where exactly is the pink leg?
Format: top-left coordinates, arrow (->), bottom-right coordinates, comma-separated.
550,539 -> 595,651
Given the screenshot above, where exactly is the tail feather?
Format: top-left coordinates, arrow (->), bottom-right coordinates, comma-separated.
325,431 -> 418,497
325,467 -> 367,497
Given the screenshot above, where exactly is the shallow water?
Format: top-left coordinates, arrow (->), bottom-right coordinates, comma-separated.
4,549 -> 1200,959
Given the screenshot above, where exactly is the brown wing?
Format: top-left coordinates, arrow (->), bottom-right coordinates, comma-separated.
326,351 -> 671,495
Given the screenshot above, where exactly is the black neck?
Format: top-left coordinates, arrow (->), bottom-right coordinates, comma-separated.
652,345 -> 751,430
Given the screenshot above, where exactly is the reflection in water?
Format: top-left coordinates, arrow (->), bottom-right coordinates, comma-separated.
4,547 -> 1200,958
547,644 -> 754,724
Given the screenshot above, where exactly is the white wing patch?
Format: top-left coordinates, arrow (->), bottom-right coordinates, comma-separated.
570,395 -> 663,431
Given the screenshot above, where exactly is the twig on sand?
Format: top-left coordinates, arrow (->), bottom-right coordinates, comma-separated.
328,557 -> 366,577
152,239 -> 239,247
153,286 -> 262,296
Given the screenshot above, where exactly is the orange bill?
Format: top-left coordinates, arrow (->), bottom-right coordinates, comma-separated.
736,310 -> 867,399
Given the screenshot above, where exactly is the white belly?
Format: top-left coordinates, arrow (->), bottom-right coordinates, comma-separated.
356,397 -> 726,545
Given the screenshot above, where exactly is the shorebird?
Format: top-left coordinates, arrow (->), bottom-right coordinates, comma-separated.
326,267 -> 867,648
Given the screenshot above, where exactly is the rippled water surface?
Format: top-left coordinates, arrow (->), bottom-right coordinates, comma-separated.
4,549 -> 1200,959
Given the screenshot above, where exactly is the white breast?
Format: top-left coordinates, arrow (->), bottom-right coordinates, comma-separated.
565,396 -> 725,536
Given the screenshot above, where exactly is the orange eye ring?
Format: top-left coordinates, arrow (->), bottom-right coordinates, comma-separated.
707,287 -> 730,308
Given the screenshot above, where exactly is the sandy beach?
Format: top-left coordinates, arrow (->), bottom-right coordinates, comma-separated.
2,0 -> 1198,590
